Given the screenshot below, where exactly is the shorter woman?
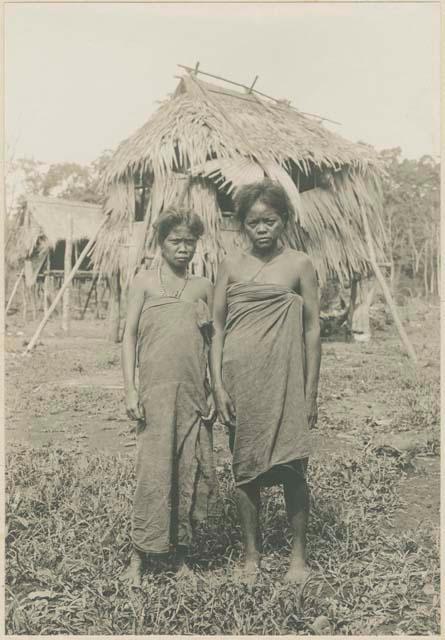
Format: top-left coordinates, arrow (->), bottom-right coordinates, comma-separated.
121,207 -> 216,586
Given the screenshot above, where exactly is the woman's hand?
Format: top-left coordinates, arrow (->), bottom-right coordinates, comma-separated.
214,385 -> 236,427
125,388 -> 144,422
202,393 -> 216,424
306,395 -> 318,429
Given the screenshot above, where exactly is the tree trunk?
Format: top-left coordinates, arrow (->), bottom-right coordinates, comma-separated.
62,217 -> 73,334
429,234 -> 435,295
437,230 -> 441,295
108,272 -> 121,342
423,240 -> 429,297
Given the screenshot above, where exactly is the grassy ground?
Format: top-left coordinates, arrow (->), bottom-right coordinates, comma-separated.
5,299 -> 440,634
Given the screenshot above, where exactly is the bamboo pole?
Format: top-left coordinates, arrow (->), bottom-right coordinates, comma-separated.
108,271 -> 121,342
23,217 -> 108,354
43,256 -> 50,314
361,205 -> 417,365
62,215 -> 74,333
177,63 -> 341,124
5,268 -> 24,315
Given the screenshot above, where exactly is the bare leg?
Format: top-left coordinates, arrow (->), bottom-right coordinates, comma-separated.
175,545 -> 191,574
175,545 -> 198,588
283,474 -> 311,584
120,548 -> 144,588
234,481 -> 261,585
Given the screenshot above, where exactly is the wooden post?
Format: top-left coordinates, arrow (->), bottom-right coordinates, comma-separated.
62,215 -> 73,334
21,277 -> 27,323
351,278 -> 376,342
108,271 -> 121,342
95,282 -> 100,318
23,217 -> 108,354
43,255 -> 50,314
5,268 -> 24,315
80,274 -> 98,319
346,275 -> 358,337
361,205 -> 417,364
30,285 -> 37,320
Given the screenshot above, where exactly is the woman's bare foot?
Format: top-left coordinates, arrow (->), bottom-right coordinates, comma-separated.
175,549 -> 198,588
283,559 -> 311,585
233,555 -> 261,587
120,549 -> 144,588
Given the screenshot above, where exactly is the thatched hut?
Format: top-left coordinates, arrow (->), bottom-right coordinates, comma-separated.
94,68 -> 386,291
6,196 -> 104,323
8,195 -> 103,268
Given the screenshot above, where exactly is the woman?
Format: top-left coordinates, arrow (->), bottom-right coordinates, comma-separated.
121,207 -> 216,587
210,179 -> 321,586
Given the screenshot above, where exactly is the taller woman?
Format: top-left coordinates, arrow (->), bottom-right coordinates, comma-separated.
211,179 -> 321,586
122,207 -> 216,586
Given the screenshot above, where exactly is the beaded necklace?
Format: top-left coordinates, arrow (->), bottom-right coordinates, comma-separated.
158,262 -> 189,299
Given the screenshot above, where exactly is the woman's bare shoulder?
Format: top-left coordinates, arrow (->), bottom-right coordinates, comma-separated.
220,250 -> 247,275
189,274 -> 213,291
131,268 -> 157,292
285,249 -> 315,269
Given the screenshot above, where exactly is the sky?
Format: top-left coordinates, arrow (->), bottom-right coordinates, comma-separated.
5,2 -> 440,165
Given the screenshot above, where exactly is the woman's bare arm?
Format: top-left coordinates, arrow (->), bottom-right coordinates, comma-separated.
299,256 -> 321,428
210,259 -> 235,425
122,272 -> 146,420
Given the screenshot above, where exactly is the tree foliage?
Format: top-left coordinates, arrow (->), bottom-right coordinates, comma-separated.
6,149 -> 113,214
379,148 -> 440,296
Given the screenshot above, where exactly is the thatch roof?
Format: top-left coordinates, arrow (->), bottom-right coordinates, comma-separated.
104,75 -> 380,182
94,70 -> 386,285
7,196 -> 104,262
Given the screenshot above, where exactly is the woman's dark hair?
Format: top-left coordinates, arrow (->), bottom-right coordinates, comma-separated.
234,179 -> 294,225
154,207 -> 205,245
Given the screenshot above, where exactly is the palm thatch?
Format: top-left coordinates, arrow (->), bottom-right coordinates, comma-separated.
7,196 -> 104,264
93,70 -> 386,286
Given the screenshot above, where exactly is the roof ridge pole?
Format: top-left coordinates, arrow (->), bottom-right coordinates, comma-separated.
23,216 -> 108,354
177,63 -> 341,125
247,75 -> 259,93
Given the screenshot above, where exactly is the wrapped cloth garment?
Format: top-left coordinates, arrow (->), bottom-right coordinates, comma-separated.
222,281 -> 312,486
133,296 -> 217,554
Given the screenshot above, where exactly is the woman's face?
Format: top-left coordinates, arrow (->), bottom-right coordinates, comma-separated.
243,200 -> 285,251
161,224 -> 198,269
